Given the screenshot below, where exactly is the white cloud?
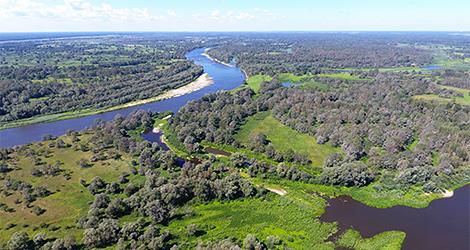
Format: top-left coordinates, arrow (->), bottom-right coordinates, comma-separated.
235,12 -> 255,21
167,9 -> 177,17
0,0 -> 161,22
207,8 -> 280,23
211,9 -> 221,19
0,1 -> 286,31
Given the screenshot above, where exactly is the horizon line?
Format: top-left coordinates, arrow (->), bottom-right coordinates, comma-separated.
1,30 -> 470,34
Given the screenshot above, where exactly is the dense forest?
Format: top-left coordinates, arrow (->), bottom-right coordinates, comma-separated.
172,32 -> 470,193
206,33 -> 436,76
171,70 -> 470,191
0,35 -> 204,124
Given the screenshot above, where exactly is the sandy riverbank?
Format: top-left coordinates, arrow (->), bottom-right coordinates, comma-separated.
202,48 -> 235,67
442,189 -> 454,198
122,73 -> 214,108
0,74 -> 213,130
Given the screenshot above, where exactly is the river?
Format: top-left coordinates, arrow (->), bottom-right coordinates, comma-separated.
1,47 -> 468,250
0,48 -> 246,148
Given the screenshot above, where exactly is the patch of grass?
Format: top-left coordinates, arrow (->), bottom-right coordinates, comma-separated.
432,50 -> 470,70
337,229 -> 406,250
245,75 -> 273,93
167,195 -> 336,249
406,136 -> 419,151
278,73 -> 337,91
278,73 -> 310,83
334,67 -> 420,72
412,85 -> 470,106
234,112 -> 339,167
31,77 -> 74,85
317,73 -> 364,81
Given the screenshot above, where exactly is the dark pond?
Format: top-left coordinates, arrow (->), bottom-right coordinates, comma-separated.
321,185 -> 470,250
0,48 -> 246,148
141,129 -> 169,150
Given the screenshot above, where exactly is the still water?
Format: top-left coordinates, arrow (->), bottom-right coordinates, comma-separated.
321,185 -> 469,250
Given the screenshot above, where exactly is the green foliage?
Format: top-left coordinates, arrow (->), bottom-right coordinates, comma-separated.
168,195 -> 336,249
337,229 -> 406,250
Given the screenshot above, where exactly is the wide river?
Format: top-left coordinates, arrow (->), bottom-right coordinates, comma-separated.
0,48 -> 245,148
0,48 -> 468,250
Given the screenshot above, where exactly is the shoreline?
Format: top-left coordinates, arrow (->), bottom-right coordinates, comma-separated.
0,74 -> 214,130
202,48 -> 235,68
442,189 -> 454,198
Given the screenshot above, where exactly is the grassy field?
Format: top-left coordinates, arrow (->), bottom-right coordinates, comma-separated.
245,74 -> 273,93
234,112 -> 339,167
244,72 -> 364,93
168,194 -> 337,249
278,73 -> 330,90
413,85 -> 470,106
250,176 -> 446,209
337,229 -> 406,250
0,133 -> 140,242
317,73 -> 365,81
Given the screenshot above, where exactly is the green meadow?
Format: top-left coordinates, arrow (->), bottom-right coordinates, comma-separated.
234,112 -> 339,167
245,74 -> 273,93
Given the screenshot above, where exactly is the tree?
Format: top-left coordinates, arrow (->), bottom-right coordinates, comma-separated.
8,231 -> 31,250
146,200 -> 170,223
83,219 -> 120,248
243,234 -> 265,250
321,161 -> 375,187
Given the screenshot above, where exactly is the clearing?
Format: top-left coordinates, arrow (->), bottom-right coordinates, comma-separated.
234,112 -> 339,167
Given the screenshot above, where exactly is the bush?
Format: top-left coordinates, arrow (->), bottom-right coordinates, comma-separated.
321,161 -> 375,187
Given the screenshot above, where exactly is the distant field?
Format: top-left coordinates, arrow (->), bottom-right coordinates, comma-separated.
234,112 -> 339,167
413,85 -> 470,105
245,73 -> 365,93
317,72 -> 365,81
245,74 -> 272,93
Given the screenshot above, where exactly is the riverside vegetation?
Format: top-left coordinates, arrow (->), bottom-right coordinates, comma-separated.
1,32 -> 470,249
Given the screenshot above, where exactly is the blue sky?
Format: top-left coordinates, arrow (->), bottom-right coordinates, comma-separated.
0,0 -> 469,32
